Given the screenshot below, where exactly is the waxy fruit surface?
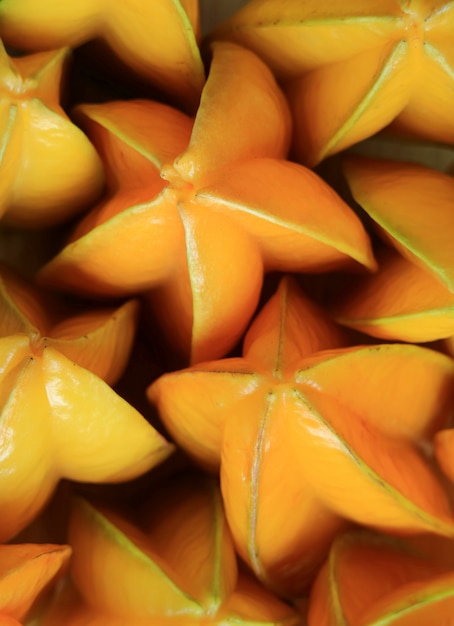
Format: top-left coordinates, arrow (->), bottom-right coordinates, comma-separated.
41,474 -> 300,625
308,530 -> 454,625
0,41 -> 103,227
0,264 -> 173,541
330,157 -> 454,341
2,0 -> 454,622
214,0 -> 454,165
39,42 -> 375,364
0,543 -> 70,624
0,0 -> 204,108
331,246 -> 454,342
149,276 -> 454,597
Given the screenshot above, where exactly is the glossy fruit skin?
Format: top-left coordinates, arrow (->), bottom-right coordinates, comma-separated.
38,42 -> 374,364
0,43 -> 104,226
0,543 -> 71,624
308,530 -> 454,626
40,474 -> 300,625
213,0 -> 454,165
149,276 -> 454,597
0,264 -> 174,541
2,1 -> 454,622
0,0 -> 205,108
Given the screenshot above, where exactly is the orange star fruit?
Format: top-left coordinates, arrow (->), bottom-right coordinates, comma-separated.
38,41 -> 375,364
343,155 -> 454,291
0,542 -> 71,625
308,530 -> 454,625
40,473 -> 300,625
330,246 -> 454,342
0,40 -> 104,227
148,275 -> 454,597
0,0 -> 204,108
213,0 -> 454,166
0,263 -> 174,541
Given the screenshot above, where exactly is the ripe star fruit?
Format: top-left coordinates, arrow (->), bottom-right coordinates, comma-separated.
343,156 -> 454,292
0,543 -> 71,625
0,40 -> 104,227
328,156 -> 454,341
213,0 -> 454,166
148,275 -> 454,598
38,41 -> 376,364
0,263 -> 174,542
330,246 -> 454,342
308,530 -> 454,625
40,473 -> 300,625
0,0 -> 204,109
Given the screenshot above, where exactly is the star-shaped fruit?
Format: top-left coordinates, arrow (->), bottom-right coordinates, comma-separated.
149,276 -> 454,597
38,41 -> 376,364
0,40 -> 104,227
213,0 -> 454,166
0,263 -> 174,541
0,542 -> 71,625
40,473 -> 300,625
343,155 -> 454,291
0,0 -> 204,108
308,530 -> 454,625
331,156 -> 454,342
330,246 -> 454,342
331,156 -> 454,338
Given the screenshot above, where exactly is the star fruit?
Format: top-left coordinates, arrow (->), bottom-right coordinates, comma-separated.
330,246 -> 454,342
329,156 -> 454,341
40,473 -> 300,625
0,263 -> 174,542
148,275 -> 454,598
0,542 -> 71,625
38,41 -> 376,364
213,0 -> 454,166
0,40 -> 104,227
308,530 -> 454,625
344,156 -> 454,292
0,0 -> 204,109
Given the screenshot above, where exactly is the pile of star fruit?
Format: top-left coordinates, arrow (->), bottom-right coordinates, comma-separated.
2,0 -> 454,623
